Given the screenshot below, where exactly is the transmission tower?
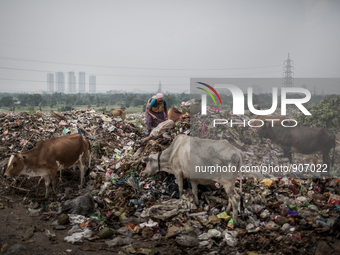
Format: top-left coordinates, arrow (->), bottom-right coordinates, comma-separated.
157,81 -> 162,93
282,53 -> 294,87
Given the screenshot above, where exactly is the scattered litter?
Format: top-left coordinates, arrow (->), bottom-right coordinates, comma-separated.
1,105 -> 340,254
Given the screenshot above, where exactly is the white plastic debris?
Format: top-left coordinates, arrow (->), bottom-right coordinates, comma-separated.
140,219 -> 159,228
281,223 -> 291,232
64,228 -> 92,244
296,196 -> 309,203
260,209 -> 270,219
308,205 -> 318,211
198,229 -> 221,240
68,214 -> 90,224
90,172 -> 97,179
68,225 -> 83,235
265,221 -> 279,231
223,230 -> 238,247
151,233 -> 162,241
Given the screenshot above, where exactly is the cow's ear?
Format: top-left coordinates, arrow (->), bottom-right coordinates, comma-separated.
20,155 -> 27,161
143,157 -> 149,162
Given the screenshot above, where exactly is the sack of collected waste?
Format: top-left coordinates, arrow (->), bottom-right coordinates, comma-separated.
59,193 -> 95,216
150,120 -> 174,137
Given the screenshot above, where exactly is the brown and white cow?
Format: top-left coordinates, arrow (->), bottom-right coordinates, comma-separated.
105,109 -> 126,122
4,133 -> 91,197
168,107 -> 185,123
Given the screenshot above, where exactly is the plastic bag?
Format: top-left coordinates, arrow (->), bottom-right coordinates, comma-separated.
223,230 -> 238,247
176,235 -> 199,247
105,237 -> 134,247
64,228 -> 92,244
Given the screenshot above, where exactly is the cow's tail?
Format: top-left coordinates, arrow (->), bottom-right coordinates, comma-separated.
85,139 -> 92,177
237,153 -> 244,220
232,153 -> 244,219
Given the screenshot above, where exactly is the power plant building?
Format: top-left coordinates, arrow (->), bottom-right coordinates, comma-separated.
56,72 -> 65,93
89,75 -> 96,93
79,72 -> 85,93
47,73 -> 54,92
68,71 -> 76,93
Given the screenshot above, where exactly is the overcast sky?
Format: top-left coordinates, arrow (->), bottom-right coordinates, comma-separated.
0,0 -> 339,94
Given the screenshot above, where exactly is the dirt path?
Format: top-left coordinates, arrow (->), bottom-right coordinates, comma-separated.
0,196 -> 195,255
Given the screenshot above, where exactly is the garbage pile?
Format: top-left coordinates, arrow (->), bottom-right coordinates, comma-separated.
294,95 -> 340,133
190,108 -> 340,178
0,108 -> 340,254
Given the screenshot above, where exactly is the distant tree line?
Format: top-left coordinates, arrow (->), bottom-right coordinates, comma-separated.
0,92 -> 328,112
0,92 -> 194,111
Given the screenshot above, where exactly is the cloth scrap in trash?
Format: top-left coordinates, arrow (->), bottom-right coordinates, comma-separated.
140,199 -> 197,220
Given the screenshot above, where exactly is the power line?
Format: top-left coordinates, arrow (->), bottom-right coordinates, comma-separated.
0,56 -> 282,71
293,67 -> 324,78
0,42 -> 283,60
0,66 -> 283,78
0,77 -> 188,87
294,64 -> 336,77
0,66 -> 211,78
0,66 -> 53,73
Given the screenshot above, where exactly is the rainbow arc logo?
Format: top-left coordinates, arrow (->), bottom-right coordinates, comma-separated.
196,82 -> 222,106
196,82 -> 222,114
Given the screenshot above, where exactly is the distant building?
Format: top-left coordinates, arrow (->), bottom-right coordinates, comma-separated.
56,72 -> 65,93
89,75 -> 96,93
106,89 -> 126,94
68,72 -> 76,93
34,90 -> 44,94
47,73 -> 54,92
79,72 -> 85,93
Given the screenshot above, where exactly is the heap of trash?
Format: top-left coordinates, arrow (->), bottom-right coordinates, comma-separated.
0,106 -> 340,255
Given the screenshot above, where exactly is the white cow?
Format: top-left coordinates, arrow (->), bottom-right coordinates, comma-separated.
143,135 -> 244,224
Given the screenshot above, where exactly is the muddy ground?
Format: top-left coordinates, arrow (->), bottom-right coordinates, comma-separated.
0,194 -> 197,255
0,172 -> 219,255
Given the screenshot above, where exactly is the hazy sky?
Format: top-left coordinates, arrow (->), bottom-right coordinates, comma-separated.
0,0 -> 339,94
